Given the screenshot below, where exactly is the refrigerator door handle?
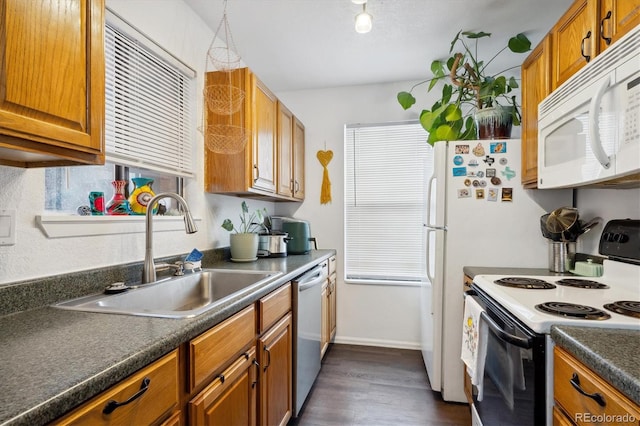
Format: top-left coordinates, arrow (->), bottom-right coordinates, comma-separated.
425,228 -> 435,282
423,224 -> 448,231
425,174 -> 436,228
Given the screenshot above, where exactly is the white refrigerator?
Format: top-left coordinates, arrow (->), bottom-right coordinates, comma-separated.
421,139 -> 570,402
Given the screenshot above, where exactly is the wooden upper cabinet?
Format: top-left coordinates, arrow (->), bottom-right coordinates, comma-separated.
599,0 -> 640,51
251,74 -> 277,193
205,67 -> 304,201
0,0 -> 105,167
292,117 -> 305,200
550,0 -> 599,90
277,102 -> 294,197
521,35 -> 552,188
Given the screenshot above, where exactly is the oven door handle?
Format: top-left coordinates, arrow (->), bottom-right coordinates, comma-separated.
466,291 -> 533,349
480,311 -> 533,349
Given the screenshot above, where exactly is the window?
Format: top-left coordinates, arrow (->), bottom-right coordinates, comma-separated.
45,9 -> 195,213
344,121 -> 433,285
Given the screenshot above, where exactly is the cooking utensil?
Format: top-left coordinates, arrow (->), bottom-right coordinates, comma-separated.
546,206 -> 580,241
258,232 -> 290,257
576,217 -> 601,237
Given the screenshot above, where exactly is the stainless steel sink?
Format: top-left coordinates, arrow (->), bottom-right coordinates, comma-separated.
54,269 -> 283,318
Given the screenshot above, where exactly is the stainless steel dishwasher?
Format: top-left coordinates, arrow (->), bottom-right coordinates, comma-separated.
292,262 -> 327,417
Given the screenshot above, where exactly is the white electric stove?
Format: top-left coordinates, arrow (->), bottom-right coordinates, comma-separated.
472,259 -> 640,334
466,219 -> 640,426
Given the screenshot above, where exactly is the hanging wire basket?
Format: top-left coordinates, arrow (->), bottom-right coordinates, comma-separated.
204,84 -> 244,115
208,46 -> 241,72
205,124 -> 250,154
207,7 -> 242,72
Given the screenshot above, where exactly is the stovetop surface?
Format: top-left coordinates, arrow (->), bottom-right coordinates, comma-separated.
473,260 -> 640,334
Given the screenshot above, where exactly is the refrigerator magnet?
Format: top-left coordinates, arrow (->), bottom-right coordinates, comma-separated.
483,155 -> 495,165
487,188 -> 498,201
472,143 -> 485,156
475,189 -> 485,199
455,145 -> 469,154
490,142 -> 506,153
458,188 -> 471,198
453,167 -> 467,177
464,178 -> 471,187
499,157 -> 508,165
501,188 -> 513,202
468,159 -> 479,167
501,166 -> 516,180
453,155 -> 464,165
477,171 -> 484,178
491,176 -> 502,185
486,168 -> 496,177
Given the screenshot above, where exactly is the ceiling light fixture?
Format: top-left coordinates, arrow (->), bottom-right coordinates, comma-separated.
351,0 -> 367,4
354,3 -> 372,34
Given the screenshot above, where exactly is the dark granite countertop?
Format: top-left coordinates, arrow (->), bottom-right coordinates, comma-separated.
551,325 -> 640,405
0,250 -> 335,426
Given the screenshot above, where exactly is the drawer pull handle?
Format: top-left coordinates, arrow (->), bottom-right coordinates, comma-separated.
570,373 -> 606,407
218,373 -> 225,384
103,377 -> 151,414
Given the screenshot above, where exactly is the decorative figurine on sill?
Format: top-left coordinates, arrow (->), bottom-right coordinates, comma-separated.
106,180 -> 132,215
129,177 -> 158,215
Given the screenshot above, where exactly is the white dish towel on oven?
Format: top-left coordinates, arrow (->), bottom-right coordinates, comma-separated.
461,295 -> 489,400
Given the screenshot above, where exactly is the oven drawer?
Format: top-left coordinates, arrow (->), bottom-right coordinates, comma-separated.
554,347 -> 640,425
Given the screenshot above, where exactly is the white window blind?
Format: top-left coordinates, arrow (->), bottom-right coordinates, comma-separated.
105,11 -> 195,177
345,121 -> 432,284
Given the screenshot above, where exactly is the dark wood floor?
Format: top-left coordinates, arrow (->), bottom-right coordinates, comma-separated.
290,344 -> 471,426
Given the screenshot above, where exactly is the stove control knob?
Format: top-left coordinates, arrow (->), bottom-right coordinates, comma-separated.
613,233 -> 629,243
602,232 -> 615,242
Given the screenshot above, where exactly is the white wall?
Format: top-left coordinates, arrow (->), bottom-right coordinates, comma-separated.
0,0 -> 274,285
574,188 -> 640,255
275,81 -> 434,349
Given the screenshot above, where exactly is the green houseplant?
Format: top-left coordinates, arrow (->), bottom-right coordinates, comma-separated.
397,30 -> 532,145
222,201 -> 267,261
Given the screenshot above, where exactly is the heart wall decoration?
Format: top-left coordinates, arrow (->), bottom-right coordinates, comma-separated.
316,149 -> 333,204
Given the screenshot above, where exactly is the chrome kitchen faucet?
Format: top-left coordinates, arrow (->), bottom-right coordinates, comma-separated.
142,193 -> 198,284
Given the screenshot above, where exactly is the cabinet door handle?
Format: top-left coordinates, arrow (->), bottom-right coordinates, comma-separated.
263,345 -> 271,372
103,377 -> 151,414
570,373 -> 606,407
252,359 -> 260,388
581,30 -> 592,63
600,10 -> 612,45
253,165 -> 260,183
294,180 -> 300,194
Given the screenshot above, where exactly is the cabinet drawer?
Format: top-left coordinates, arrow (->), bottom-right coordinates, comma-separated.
328,256 -> 337,276
55,350 -> 179,425
190,305 -> 256,392
259,283 -> 291,333
554,347 -> 640,425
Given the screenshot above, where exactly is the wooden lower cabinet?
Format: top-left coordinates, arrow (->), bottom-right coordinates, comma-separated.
54,350 -> 180,425
54,277 -> 301,426
554,346 -> 640,425
189,347 -> 258,426
258,313 -> 293,426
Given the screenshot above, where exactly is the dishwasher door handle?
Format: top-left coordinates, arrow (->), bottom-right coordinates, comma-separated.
296,265 -> 327,292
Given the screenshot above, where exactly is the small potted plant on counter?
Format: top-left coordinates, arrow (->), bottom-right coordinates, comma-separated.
222,201 -> 267,262
397,30 -> 531,144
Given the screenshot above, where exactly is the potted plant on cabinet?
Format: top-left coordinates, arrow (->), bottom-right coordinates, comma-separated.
222,201 -> 267,261
397,30 -> 531,145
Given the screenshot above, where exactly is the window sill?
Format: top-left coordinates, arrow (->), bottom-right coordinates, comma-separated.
344,278 -> 422,288
36,215 -> 202,239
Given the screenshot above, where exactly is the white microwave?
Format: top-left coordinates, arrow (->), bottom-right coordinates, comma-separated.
537,24 -> 640,189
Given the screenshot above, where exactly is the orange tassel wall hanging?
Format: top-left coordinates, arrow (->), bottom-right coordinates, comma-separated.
316,149 -> 333,204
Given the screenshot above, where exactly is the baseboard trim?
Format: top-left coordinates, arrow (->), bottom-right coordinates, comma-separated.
333,336 -> 421,350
